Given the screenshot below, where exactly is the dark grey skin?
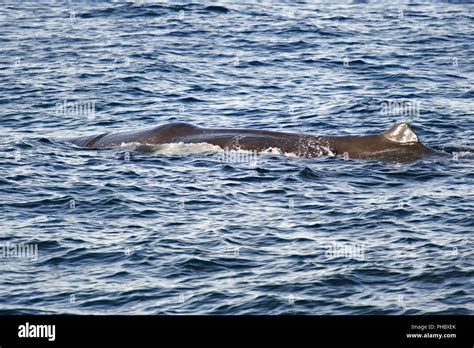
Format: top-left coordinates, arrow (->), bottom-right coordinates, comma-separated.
67,122 -> 443,162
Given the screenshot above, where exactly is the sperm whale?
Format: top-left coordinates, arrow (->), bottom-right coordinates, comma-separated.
67,122 -> 443,162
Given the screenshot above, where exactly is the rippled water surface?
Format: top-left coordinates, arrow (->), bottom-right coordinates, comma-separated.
0,1 -> 473,314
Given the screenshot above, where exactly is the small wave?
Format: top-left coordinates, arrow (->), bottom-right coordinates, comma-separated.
177,96 -> 207,103
80,3 -> 169,19
204,6 -> 230,13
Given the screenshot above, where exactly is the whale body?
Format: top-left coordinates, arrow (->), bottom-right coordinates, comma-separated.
67,122 -> 443,162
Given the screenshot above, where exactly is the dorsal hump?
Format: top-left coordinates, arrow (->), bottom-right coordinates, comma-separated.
383,122 -> 419,144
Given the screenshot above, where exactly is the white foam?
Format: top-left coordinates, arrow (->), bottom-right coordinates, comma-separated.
118,142 -> 337,159
455,151 -> 474,158
121,142 -> 223,155
118,142 -> 316,158
261,147 -> 299,158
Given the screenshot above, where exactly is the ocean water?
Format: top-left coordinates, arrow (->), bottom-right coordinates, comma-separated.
0,0 -> 473,315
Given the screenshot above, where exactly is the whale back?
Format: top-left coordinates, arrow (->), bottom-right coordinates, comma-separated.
382,122 -> 419,144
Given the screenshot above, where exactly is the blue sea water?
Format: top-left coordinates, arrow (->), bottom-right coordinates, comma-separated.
0,0 -> 473,315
